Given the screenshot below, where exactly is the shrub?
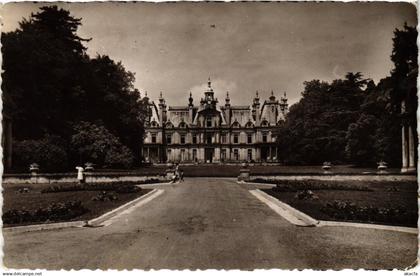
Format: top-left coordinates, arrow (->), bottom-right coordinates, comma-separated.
115,185 -> 141,194
92,191 -> 118,201
70,122 -> 135,169
13,135 -> 68,172
295,190 -> 318,200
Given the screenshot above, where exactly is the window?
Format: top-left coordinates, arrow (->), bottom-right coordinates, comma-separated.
192,149 -> 197,161
221,149 -> 226,161
262,133 -> 267,143
221,134 -> 227,144
181,149 -> 185,161
206,117 -> 212,128
233,149 -> 239,161
151,134 -> 156,143
167,149 -> 172,160
233,134 -> 239,144
206,134 -> 212,144
180,135 -> 185,144
166,134 -> 172,144
247,134 -> 252,144
248,149 -> 252,161
192,135 -> 197,144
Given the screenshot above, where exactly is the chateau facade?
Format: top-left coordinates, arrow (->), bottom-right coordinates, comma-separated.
142,78 -> 288,164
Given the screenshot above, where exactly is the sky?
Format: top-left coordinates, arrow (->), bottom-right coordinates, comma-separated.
1,2 -> 417,106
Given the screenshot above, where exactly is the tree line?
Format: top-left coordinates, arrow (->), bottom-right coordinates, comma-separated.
276,24 -> 417,167
2,6 -> 148,171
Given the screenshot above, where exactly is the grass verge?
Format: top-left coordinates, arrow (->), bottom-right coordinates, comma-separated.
261,180 -> 417,227
3,182 -> 152,227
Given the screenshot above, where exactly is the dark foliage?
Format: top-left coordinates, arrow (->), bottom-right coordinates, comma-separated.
3,200 -> 88,225
321,200 -> 417,227
277,25 -> 417,167
40,180 -> 157,193
253,179 -> 373,192
2,6 -> 147,171
13,135 -> 68,172
91,191 -> 118,202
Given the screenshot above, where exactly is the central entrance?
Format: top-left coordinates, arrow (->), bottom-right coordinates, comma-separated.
205,148 -> 214,163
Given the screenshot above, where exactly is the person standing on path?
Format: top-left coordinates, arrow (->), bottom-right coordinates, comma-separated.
179,169 -> 184,182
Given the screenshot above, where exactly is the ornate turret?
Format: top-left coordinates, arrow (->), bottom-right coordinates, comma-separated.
225,91 -> 230,106
158,91 -> 167,125
201,77 -> 218,109
143,91 -> 149,102
253,91 -> 261,124
280,92 -> 288,114
188,92 -> 194,107
204,77 -> 215,101
269,90 -> 276,101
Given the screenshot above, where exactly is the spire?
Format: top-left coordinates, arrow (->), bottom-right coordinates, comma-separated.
208,77 -> 211,88
158,91 -> 165,106
225,91 -> 230,107
253,90 -> 260,106
188,91 -> 193,107
269,90 -> 276,101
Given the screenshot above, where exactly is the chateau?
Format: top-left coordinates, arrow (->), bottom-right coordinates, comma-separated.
142,78 -> 288,164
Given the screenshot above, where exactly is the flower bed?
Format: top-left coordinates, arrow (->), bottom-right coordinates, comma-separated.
262,180 -> 417,227
3,201 -> 88,225
3,181 -> 152,227
40,180 -> 153,193
256,179 -> 373,191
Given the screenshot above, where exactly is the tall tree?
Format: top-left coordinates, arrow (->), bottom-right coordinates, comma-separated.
2,6 -> 91,140
277,73 -> 367,164
2,6 -> 147,171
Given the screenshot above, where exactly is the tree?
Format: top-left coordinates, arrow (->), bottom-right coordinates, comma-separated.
2,6 -> 90,140
277,73 -> 367,164
70,122 -> 134,169
2,6 -> 147,170
345,24 -> 417,167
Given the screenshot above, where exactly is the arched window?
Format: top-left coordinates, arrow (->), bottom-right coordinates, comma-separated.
232,121 -> 240,128
165,121 -> 174,128
277,120 -> 285,126
151,121 -> 159,127
179,122 -> 187,128
261,120 -> 269,127
245,121 -> 254,128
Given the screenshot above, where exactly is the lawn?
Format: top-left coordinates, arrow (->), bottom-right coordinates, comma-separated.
3,182 -> 152,227
260,180 -> 418,227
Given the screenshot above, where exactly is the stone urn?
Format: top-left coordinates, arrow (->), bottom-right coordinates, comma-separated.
238,162 -> 250,182
377,161 -> 388,174
322,162 -> 332,174
85,162 -> 94,172
29,163 -> 40,174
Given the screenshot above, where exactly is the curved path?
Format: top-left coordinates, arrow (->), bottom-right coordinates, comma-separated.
4,178 -> 417,270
